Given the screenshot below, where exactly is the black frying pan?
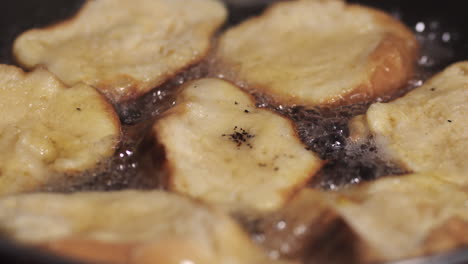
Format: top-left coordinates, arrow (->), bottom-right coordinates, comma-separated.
0,1 -> 467,263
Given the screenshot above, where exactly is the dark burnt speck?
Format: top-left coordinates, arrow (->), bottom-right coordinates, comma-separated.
222,126 -> 255,148
244,109 -> 250,113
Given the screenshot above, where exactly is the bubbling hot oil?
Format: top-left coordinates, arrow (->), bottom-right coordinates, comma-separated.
47,63 -> 211,192
0,2 -> 465,264
46,13 -> 463,194
233,16 -> 465,263
37,7 -> 466,264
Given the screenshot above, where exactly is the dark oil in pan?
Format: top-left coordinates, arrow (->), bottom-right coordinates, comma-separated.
0,0 -> 463,192
0,1 -> 467,264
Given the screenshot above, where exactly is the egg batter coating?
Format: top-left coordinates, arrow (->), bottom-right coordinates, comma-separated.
14,0 -> 227,102
0,190 -> 293,264
350,61 -> 468,176
153,78 -> 323,212
215,0 -> 418,107
0,65 -> 120,195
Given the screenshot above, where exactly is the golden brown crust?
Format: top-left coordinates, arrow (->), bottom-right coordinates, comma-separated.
159,89 -> 325,202
152,78 -> 323,212
0,65 -> 121,195
155,79 -> 324,197
40,239 -> 132,264
40,238 -> 218,264
422,217 -> 468,256
0,191 -> 294,264
214,0 -> 418,107
345,34 -> 417,105
363,61 -> 468,174
14,0 -> 227,102
90,35 -> 221,103
345,5 -> 419,105
270,171 -> 468,264
160,86 -> 323,200
155,78 -> 316,185
332,172 -> 468,262
2,65 -> 121,133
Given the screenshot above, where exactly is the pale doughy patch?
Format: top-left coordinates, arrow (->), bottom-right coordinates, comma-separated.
0,190 -> 293,264
153,78 -> 323,212
351,61 -> 468,176
14,0 -> 227,102
0,65 -> 120,195
215,0 -> 418,107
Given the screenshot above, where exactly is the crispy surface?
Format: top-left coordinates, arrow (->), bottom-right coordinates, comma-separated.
0,191 -> 291,264
215,0 -> 418,107
352,61 -> 468,176
0,65 -> 120,195
14,0 -> 227,102
153,78 -> 323,212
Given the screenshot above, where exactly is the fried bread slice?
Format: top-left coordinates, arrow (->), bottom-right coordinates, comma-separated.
349,61 -> 468,176
214,0 -> 418,107
0,65 -> 120,195
152,78 -> 323,212
265,171 -> 468,263
14,0 -> 227,102
256,189 -> 356,263
0,190 -> 293,264
329,172 -> 468,262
